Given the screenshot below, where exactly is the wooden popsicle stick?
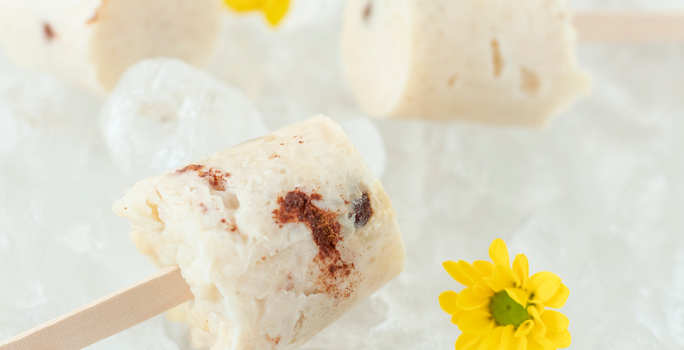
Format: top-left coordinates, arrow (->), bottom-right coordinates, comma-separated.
575,11 -> 684,43
0,266 -> 193,350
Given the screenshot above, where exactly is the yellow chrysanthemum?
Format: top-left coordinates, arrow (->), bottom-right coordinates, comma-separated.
439,239 -> 571,350
224,0 -> 290,26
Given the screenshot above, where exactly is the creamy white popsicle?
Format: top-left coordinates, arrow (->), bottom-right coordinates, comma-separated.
113,116 -> 406,350
341,0 -> 591,126
0,0 -> 221,95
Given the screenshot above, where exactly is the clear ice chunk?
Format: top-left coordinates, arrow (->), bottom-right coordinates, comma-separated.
100,58 -> 268,175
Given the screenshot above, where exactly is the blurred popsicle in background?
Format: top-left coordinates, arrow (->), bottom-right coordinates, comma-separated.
0,0 -> 221,95
341,1 -> 684,127
575,11 -> 684,43
341,0 -> 591,126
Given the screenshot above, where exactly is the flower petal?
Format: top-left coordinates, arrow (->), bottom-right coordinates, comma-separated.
544,283 -> 570,309
489,238 -> 510,267
262,0 -> 289,26
459,261 -> 490,290
528,299 -> 545,316
225,0 -> 264,11
513,336 -> 527,350
456,333 -> 484,350
482,277 -> 502,293
444,261 -> 474,286
502,325 -> 527,350
512,254 -> 529,289
484,264 -> 519,292
534,278 -> 562,303
535,329 -> 572,348
457,287 -> 489,310
477,326 -> 504,350
539,310 -> 569,333
459,310 -> 495,335
526,335 -> 552,350
474,285 -> 495,298
474,260 -> 494,277
440,291 -> 459,314
504,288 -> 530,307
548,329 -> 572,348
515,320 -> 534,337
529,308 -> 570,349
528,305 -> 547,339
451,307 -> 468,325
527,272 -> 561,297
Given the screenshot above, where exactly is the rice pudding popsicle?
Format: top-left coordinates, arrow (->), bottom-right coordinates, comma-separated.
113,116 -> 406,350
341,0 -> 591,126
0,0 -> 221,95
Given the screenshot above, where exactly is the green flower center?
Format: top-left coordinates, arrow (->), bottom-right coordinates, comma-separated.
489,291 -> 529,327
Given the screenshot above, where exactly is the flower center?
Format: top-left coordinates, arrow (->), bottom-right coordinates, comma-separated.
489,291 -> 529,327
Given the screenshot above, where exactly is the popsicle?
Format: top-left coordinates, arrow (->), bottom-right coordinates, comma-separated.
0,116 -> 405,350
114,115 -> 406,349
0,0 -> 221,94
341,0 -> 591,126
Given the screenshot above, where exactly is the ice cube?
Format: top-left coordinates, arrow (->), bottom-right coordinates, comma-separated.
100,58 -> 268,176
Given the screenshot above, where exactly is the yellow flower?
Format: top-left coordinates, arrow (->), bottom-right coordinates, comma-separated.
439,239 -> 571,350
224,0 -> 290,26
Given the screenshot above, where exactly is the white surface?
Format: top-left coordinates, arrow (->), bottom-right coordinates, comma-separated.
2,0 -> 684,349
